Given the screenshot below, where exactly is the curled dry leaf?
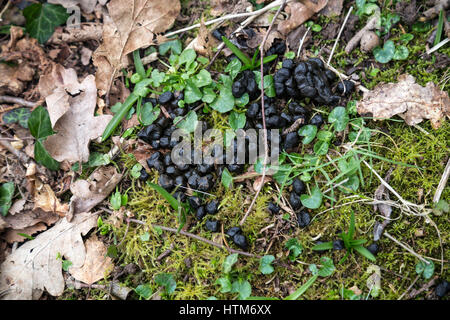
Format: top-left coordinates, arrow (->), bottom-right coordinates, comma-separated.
0,27 -> 53,95
277,0 -> 328,35
0,212 -> 97,300
93,0 -> 181,95
320,0 -> 343,17
357,74 -> 450,129
69,235 -> 113,285
33,182 -> 68,217
69,166 -> 122,221
39,65 -> 113,163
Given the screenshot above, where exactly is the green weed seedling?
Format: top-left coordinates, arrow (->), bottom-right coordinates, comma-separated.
215,253 -> 253,300
285,257 -> 335,300
312,211 -> 376,263
221,36 -> 277,71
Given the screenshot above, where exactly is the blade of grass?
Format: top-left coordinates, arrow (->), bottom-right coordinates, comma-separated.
133,50 -> 146,79
221,36 -> 252,67
284,274 -> 318,300
434,10 -> 444,46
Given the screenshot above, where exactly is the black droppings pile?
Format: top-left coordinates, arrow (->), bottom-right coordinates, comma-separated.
136,42 -> 356,251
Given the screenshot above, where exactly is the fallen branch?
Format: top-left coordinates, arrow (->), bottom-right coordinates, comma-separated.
47,23 -> 103,44
408,276 -> 438,299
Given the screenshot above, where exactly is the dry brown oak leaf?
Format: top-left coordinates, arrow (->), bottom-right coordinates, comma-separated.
69,166 -> 122,221
357,74 -> 450,129
277,0 -> 328,35
93,0 -> 181,95
0,212 -> 97,300
41,66 -> 113,163
69,234 -> 113,285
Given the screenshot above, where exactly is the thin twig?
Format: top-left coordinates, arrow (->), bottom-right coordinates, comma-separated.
127,218 -> 260,258
164,0 -> 290,38
296,26 -> 310,58
384,231 -> 429,264
239,0 -> 287,226
433,158 -> 450,203
398,275 -> 420,300
0,96 -> 37,108
425,38 -> 450,55
327,6 -> 353,65
0,0 -> 11,22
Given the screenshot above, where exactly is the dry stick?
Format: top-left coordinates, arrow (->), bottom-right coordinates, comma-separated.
426,37 -> 450,55
0,137 -> 31,164
163,0 -> 291,38
296,26 -> 310,58
0,96 -> 37,108
384,231 -> 429,264
239,0 -> 287,227
0,0 -> 10,21
398,275 -> 420,300
127,218 -> 260,258
409,277 -> 438,299
433,158 -> 450,203
327,6 -> 354,65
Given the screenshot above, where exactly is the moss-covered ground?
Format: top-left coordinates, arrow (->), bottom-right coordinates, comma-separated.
60,0 -> 449,300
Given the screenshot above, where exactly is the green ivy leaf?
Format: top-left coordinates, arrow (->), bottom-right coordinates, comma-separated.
313,140 -> 329,155
300,186 -> 323,209
2,108 -> 31,128
298,125 -> 317,144
223,253 -> 239,274
211,86 -> 235,113
216,277 -> 232,293
259,255 -> 275,275
221,168 -> 233,189
135,284 -> 153,300
193,69 -> 212,88
400,33 -> 414,43
154,273 -> 177,294
62,260 -> 72,272
184,79 -> 203,104
0,182 -> 15,216
202,87 -> 216,103
225,59 -> 242,80
28,106 -> 54,139
235,93 -> 249,107
175,110 -> 198,133
328,106 -> 349,132
416,259 -> 435,279
393,45 -> 409,60
340,175 -> 360,193
150,69 -> 165,87
317,257 -> 335,277
316,130 -> 333,142
71,152 -> 110,172
34,140 -> 60,170
131,163 -> 143,179
373,40 -> 395,64
178,49 -> 197,66
231,279 -> 252,300
229,111 -> 246,130
23,3 -> 69,44
140,102 -> 160,125
285,238 -> 303,261
159,39 -> 182,55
